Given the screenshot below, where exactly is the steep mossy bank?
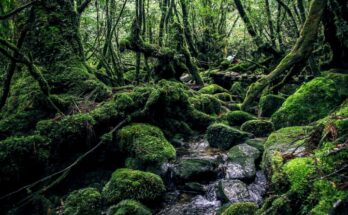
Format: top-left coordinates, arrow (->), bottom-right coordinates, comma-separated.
271,72 -> 348,129
256,73 -> 348,214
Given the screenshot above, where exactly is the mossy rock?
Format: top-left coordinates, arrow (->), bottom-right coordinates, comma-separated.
259,94 -> 285,117
107,200 -> 152,215
189,94 -> 222,115
214,92 -> 233,102
241,120 -> 274,137
36,114 -> 96,155
262,126 -> 313,178
117,123 -> 176,170
174,159 -> 217,182
199,84 -> 229,95
63,187 -> 102,215
206,123 -> 251,150
228,144 -> 261,162
221,202 -> 257,215
224,111 -> 257,126
271,72 -> 348,129
0,135 -> 49,194
227,144 -> 260,180
318,99 -> 348,137
102,168 -> 165,204
230,82 -> 246,100
244,138 -> 265,152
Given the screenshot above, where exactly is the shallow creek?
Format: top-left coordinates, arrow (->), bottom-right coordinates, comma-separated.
156,136 -> 267,215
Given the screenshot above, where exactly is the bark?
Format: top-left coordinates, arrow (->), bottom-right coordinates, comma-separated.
241,0 -> 327,111
180,0 -> 198,56
322,0 -> 348,69
265,0 -> 276,47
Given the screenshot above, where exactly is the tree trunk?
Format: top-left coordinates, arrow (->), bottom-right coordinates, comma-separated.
24,0 -> 99,95
241,0 -> 327,111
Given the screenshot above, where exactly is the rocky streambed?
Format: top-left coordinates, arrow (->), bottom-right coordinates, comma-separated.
157,136 -> 267,215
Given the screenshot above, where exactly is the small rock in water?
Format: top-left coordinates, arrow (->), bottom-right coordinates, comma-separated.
174,159 -> 218,182
218,180 -> 251,203
225,159 -> 256,180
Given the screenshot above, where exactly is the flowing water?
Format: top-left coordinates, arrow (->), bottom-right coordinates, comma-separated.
157,136 -> 267,215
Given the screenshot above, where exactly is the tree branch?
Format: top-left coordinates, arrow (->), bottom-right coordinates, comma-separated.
78,0 -> 93,14
0,1 -> 36,20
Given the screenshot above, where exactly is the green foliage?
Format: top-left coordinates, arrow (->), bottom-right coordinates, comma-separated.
107,199 -> 152,215
259,94 -> 285,117
206,123 -> 250,150
283,157 -> 315,193
199,84 -> 229,95
117,123 -> 176,170
222,202 -> 257,215
63,188 -> 102,215
224,110 -> 257,126
102,168 -> 165,204
241,120 -> 274,137
272,72 -> 348,129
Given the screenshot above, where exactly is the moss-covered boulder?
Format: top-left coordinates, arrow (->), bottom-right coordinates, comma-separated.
102,168 -> 165,204
0,135 -> 49,194
221,202 -> 257,215
259,94 -> 285,117
224,111 -> 257,126
199,84 -> 229,95
206,123 -> 251,150
230,82 -> 247,101
214,92 -> 233,102
271,72 -> 348,129
189,94 -> 222,115
117,124 -> 176,170
262,126 -> 313,177
174,159 -> 217,182
63,188 -> 102,215
241,120 -> 274,137
107,200 -> 152,215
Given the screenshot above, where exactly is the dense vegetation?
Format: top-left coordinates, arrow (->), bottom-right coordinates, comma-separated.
0,0 -> 347,214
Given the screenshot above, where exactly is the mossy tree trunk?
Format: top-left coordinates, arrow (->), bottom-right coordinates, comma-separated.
24,0 -> 98,95
241,0 -> 327,111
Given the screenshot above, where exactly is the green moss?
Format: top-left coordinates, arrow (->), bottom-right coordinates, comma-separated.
63,188 -> 102,215
174,159 -> 217,181
221,202 -> 257,215
224,111 -> 257,126
36,114 -> 96,154
262,126 -> 312,177
102,168 -> 165,204
309,179 -> 348,215
107,199 -> 152,215
272,73 -> 348,129
259,94 -> 285,117
206,123 -> 250,150
283,157 -> 315,193
199,84 -> 229,95
230,82 -> 246,100
0,135 -> 49,193
189,94 -> 222,115
214,92 -> 233,102
117,123 -> 176,170
241,120 -> 274,137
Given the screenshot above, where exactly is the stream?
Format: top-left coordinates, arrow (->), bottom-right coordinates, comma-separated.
157,136 -> 267,215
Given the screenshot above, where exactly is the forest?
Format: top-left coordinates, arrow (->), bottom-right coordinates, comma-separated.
0,0 -> 347,214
